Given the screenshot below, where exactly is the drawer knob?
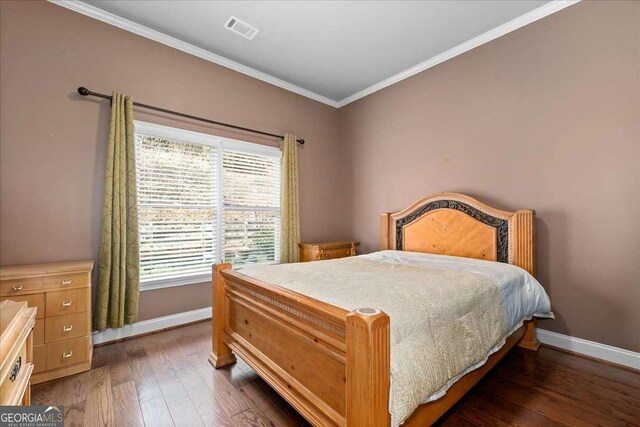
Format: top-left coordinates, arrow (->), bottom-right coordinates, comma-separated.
62,325 -> 73,332
61,300 -> 73,307
61,279 -> 73,285
62,351 -> 73,358
9,356 -> 21,381
12,284 -> 23,291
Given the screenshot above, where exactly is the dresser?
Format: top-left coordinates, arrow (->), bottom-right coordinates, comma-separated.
0,261 -> 94,384
0,300 -> 37,405
299,241 -> 360,262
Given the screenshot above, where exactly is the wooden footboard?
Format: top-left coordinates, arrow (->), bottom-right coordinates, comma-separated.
210,263 -> 391,426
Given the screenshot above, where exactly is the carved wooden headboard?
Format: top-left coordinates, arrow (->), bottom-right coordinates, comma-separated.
380,192 -> 535,275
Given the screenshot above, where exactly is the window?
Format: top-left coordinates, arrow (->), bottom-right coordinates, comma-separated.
135,121 -> 281,290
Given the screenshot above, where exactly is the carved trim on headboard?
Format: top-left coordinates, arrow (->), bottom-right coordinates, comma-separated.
395,199 -> 510,263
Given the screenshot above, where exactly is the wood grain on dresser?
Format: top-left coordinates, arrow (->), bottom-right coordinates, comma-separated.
0,300 -> 37,405
0,260 -> 94,384
8,294 -> 45,319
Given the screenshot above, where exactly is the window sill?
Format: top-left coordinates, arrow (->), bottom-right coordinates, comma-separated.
140,272 -> 212,292
139,261 -> 280,291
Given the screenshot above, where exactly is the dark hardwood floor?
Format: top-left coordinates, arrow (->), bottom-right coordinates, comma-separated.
31,321 -> 640,426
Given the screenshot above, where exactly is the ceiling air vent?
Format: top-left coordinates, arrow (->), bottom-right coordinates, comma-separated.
224,16 -> 259,40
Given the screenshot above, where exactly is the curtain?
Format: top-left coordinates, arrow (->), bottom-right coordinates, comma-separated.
280,134 -> 300,263
94,92 -> 140,331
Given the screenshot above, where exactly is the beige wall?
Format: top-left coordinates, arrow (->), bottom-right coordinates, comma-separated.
0,1 -> 346,320
339,1 -> 640,352
1,1 -> 638,352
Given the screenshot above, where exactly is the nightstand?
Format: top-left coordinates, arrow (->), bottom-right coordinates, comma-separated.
298,241 -> 360,262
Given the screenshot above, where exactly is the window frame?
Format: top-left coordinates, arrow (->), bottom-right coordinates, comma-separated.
134,121 -> 281,291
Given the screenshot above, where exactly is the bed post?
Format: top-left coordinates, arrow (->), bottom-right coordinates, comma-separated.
512,209 -> 541,351
380,213 -> 391,250
209,263 -> 237,368
519,320 -> 541,351
346,308 -> 391,427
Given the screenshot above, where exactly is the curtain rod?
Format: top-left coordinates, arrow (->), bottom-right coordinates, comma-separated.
76,87 -> 305,145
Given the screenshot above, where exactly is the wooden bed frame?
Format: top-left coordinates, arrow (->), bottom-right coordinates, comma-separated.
210,192 -> 540,426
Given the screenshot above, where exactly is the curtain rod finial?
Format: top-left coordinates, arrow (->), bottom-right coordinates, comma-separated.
77,87 -> 90,96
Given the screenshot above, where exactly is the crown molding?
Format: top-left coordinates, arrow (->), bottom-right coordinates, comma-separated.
50,0 -> 579,109
48,0 -> 340,108
335,0 -> 580,107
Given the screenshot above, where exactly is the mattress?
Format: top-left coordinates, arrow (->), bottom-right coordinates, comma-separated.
239,251 -> 552,425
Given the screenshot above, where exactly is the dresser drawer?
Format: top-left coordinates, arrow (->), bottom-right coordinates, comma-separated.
0,277 -> 43,295
44,272 -> 89,290
320,248 -> 355,260
4,293 -> 45,319
299,241 -> 359,262
46,336 -> 90,371
45,288 -> 89,317
45,313 -> 89,343
34,319 -> 44,345
0,363 -> 33,405
33,345 -> 46,374
0,342 -> 31,405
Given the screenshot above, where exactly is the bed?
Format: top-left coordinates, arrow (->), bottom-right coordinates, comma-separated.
209,192 -> 552,426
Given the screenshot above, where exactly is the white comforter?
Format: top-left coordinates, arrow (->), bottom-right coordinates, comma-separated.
365,251 -> 552,332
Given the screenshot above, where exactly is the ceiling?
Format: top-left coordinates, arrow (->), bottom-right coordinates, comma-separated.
68,1 -> 570,106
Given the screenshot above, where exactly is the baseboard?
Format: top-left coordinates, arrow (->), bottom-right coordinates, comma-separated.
537,329 -> 640,370
92,307 -> 212,345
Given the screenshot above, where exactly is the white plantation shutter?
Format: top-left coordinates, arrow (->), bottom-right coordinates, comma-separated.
222,149 -> 281,267
134,121 -> 281,288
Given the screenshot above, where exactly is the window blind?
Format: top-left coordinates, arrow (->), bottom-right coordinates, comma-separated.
136,135 -> 219,281
135,122 -> 281,286
222,150 -> 281,267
